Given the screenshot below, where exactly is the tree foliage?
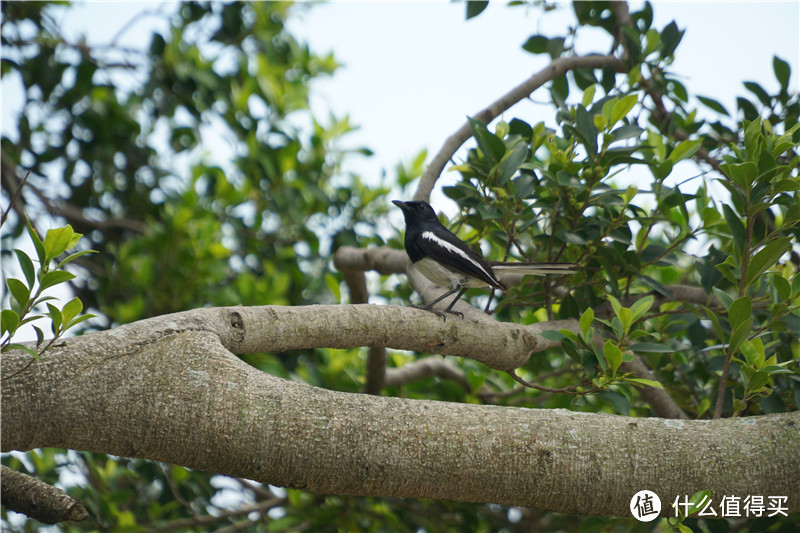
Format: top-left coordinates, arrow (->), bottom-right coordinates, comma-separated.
1,1 -> 798,532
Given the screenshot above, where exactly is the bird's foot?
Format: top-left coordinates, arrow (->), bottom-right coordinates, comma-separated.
409,304 -> 463,320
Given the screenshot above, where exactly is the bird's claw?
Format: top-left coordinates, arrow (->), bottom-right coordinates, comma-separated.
410,305 -> 463,320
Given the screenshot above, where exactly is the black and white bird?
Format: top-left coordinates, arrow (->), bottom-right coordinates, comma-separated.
393,200 -> 578,315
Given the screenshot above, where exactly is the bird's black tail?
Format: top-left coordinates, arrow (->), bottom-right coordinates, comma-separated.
489,262 -> 578,276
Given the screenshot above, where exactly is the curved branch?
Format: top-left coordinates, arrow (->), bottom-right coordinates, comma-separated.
2,332 -> 798,517
384,356 -> 470,391
0,306 -> 572,378
333,246 -> 409,276
413,54 -> 626,202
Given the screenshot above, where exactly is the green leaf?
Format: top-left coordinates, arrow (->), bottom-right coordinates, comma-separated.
33,325 -> 45,347
610,94 -> 638,127
496,143 -> 528,183
579,307 -> 594,339
61,297 -> 83,326
696,95 -> 729,116
557,328 -> 581,344
728,296 -> 751,331
772,274 -> 791,300
607,294 -> 622,318
581,84 -> 596,107
467,116 -> 505,165
597,390 -> 630,415
67,231 -> 82,250
31,296 -> 59,308
729,317 -> 754,355
626,377 -> 664,389
611,124 -> 644,143
773,56 -> 791,91
722,204 -> 746,255
720,161 -> 758,189
745,238 -> 792,288
7,278 -> 31,310
737,97 -> 759,121
539,330 -> 565,341
575,105 -> 598,155
46,303 -> 63,335
748,371 -> 770,391
43,225 -> 76,261
65,313 -> 96,330
603,340 -> 623,374
1,309 -> 20,336
17,314 -> 43,329
522,35 -> 548,55
617,307 -> 633,333
3,343 -> 40,361
13,249 -> 36,287
668,139 -> 702,162
660,21 -> 684,58
26,217 -> 46,266
629,295 -> 654,323
40,270 -> 76,291
55,249 -> 96,269
744,81 -> 771,106
465,1 -> 489,20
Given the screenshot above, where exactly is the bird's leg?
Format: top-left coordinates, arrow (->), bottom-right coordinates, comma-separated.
442,287 -> 468,318
417,287 -> 459,309
410,286 -> 466,319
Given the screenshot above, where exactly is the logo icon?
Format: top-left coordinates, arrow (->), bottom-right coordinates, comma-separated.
630,490 -> 661,521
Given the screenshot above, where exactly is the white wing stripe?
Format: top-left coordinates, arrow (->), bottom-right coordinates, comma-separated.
421,231 -> 498,283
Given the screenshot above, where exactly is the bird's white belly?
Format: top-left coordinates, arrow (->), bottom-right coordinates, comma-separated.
414,257 -> 487,289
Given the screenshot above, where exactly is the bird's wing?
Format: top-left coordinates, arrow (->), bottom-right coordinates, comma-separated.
417,229 -> 504,289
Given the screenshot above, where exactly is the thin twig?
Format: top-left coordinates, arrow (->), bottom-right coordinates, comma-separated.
147,497 -> 287,533
0,170 -> 30,227
507,370 -> 584,394
161,464 -> 198,516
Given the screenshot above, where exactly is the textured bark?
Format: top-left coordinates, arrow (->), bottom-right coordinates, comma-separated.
2,306 -> 799,517
1,466 -> 89,523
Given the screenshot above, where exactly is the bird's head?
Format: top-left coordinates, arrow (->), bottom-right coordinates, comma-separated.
392,200 -> 440,226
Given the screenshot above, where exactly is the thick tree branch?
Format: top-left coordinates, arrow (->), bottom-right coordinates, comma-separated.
333,246 -> 409,276
413,54 -> 626,202
0,305 -> 570,377
384,356 -> 470,391
2,330 -> 798,518
1,465 -> 89,524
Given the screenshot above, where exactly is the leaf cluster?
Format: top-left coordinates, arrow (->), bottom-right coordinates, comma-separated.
2,220 -> 96,361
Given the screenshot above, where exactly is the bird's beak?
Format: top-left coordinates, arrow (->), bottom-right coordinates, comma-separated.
392,200 -> 410,212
